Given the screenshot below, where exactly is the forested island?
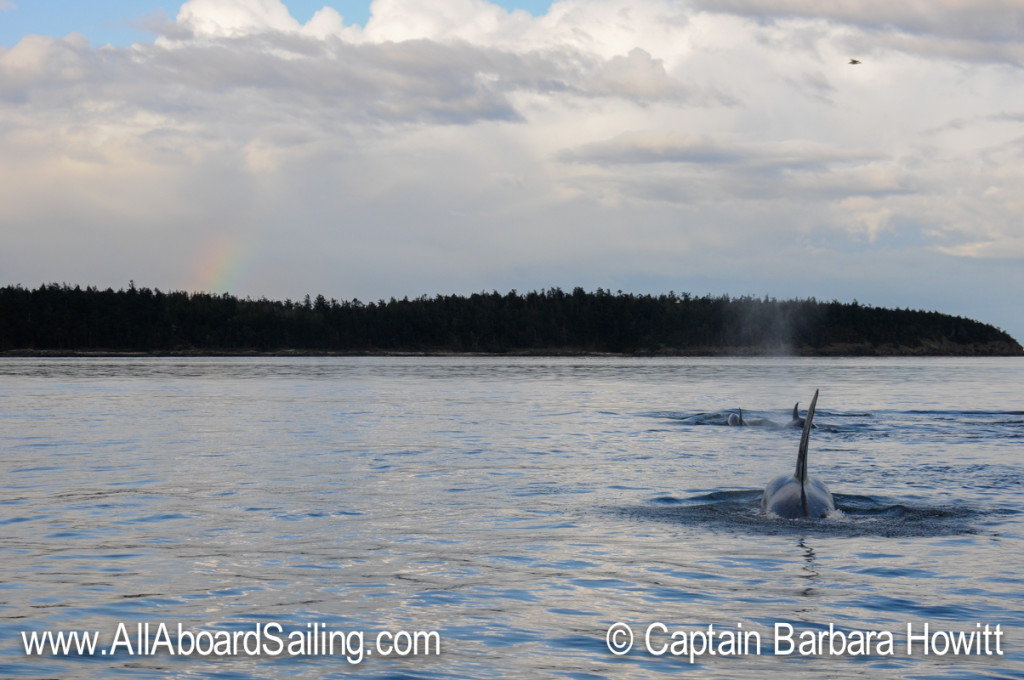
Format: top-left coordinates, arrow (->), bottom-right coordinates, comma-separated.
0,283 -> 1020,356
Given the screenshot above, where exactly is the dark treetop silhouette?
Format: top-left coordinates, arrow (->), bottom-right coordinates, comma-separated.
1,283 -> 1020,356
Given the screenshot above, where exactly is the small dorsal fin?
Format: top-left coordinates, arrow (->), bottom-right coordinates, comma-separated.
794,389 -> 819,515
792,402 -> 800,419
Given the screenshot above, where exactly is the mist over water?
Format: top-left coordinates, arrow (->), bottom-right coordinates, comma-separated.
1,357 -> 1022,678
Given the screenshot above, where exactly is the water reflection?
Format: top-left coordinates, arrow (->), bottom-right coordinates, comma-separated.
797,538 -> 818,598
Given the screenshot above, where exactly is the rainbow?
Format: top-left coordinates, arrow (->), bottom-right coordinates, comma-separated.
188,236 -> 253,294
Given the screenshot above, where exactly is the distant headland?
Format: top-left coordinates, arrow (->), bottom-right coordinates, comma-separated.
1,283 -> 1020,357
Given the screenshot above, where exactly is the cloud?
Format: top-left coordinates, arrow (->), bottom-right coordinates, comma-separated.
1,0 -> 1024,341
584,47 -> 687,100
362,0 -> 534,44
935,237 -> 1024,259
559,133 -> 878,168
0,1 -> 15,11
177,0 -> 301,37
693,0 -> 1024,64
693,0 -> 1024,42
1,1 -> 704,130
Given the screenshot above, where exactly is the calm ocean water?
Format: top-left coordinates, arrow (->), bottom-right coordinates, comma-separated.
1,356 -> 1023,679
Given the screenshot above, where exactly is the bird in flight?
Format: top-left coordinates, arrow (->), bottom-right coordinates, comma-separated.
849,58 -> 862,65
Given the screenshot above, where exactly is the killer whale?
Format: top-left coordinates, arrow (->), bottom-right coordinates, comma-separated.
761,389 -> 836,519
788,402 -> 811,428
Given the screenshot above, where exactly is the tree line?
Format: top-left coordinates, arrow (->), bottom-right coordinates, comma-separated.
0,283 -> 1020,355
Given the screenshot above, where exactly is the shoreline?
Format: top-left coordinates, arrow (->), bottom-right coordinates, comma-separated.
3,343 -> 1022,359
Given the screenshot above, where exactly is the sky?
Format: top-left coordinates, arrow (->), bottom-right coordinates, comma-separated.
1,0 -> 1023,342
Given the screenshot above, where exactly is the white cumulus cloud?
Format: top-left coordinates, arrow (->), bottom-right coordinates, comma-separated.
177,0 -> 301,37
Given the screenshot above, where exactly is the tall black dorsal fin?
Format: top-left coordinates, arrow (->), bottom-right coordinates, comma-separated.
795,389 -> 819,515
